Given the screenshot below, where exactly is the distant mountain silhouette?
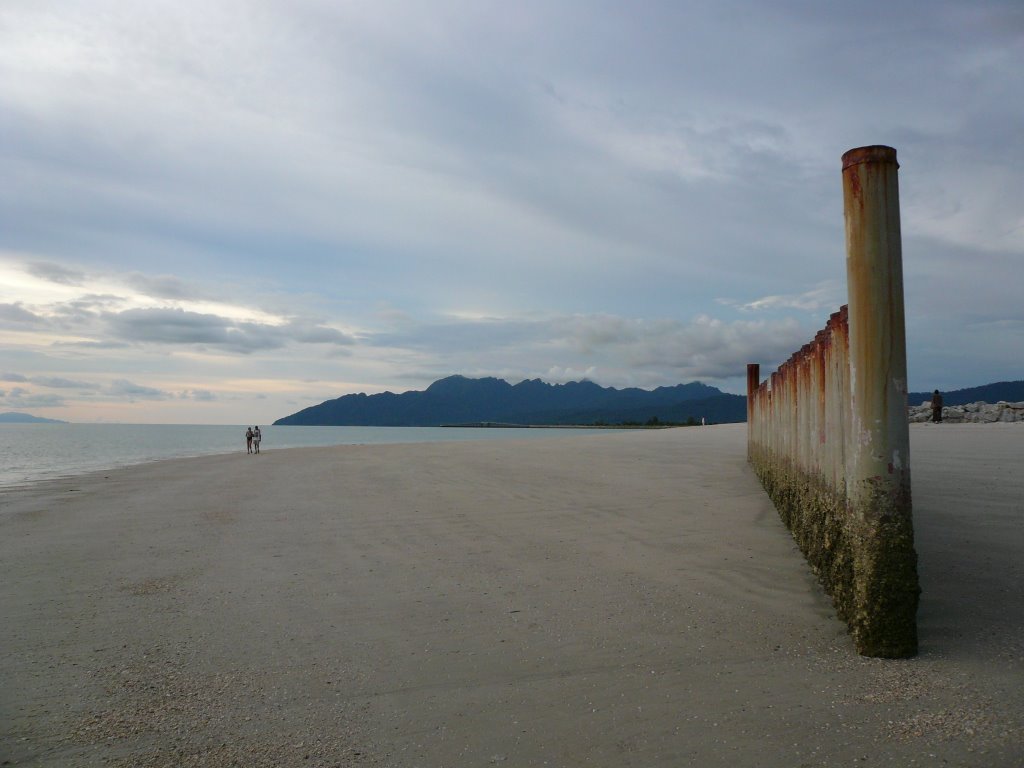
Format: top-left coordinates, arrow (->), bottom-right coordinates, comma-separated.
274,375 -> 746,426
0,411 -> 67,424
908,381 -> 1024,407
275,376 -> 1023,428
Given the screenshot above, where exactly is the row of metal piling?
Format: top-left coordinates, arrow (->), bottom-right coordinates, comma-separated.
747,305 -> 850,495
745,146 -> 919,658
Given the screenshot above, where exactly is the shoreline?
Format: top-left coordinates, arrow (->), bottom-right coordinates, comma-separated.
2,424 -> 1022,766
438,422 -> 685,428
0,424 -> 630,492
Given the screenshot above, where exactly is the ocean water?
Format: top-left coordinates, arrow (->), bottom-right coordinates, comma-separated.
0,423 -> 621,489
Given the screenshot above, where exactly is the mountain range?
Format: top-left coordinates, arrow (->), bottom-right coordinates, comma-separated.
274,375 -> 746,426
275,376 -> 1024,428
907,381 -> 1024,407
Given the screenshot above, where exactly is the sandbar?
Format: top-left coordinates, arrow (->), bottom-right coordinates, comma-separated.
1,423 -> 1022,766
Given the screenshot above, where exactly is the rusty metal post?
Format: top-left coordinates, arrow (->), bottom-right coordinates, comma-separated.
746,363 -> 760,459
841,145 -> 919,657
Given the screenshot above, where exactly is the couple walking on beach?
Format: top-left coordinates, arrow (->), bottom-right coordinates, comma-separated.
246,426 -> 262,454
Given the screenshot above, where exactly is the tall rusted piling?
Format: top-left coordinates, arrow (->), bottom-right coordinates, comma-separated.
841,145 -> 918,657
746,146 -> 919,658
746,363 -> 760,459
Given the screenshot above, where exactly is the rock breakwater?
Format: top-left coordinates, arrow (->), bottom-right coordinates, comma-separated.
909,401 -> 1024,423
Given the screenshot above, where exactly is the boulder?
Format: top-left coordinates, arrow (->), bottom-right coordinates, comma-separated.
944,407 -> 965,422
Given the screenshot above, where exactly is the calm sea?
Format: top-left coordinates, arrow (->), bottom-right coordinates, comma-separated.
0,423 -> 621,489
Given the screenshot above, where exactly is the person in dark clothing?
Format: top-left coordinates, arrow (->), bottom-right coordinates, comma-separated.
931,390 -> 943,423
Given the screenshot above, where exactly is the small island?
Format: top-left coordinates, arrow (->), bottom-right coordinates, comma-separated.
0,412 -> 68,424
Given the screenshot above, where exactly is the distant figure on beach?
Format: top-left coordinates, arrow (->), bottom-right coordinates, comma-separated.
701,416 -> 706,426
253,426 -> 262,454
246,426 -> 253,454
931,390 -> 943,423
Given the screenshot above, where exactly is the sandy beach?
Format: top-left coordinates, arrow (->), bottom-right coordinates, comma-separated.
2,423 -> 1022,767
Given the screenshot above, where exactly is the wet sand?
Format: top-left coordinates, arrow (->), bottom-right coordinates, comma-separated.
1,423 -> 1022,766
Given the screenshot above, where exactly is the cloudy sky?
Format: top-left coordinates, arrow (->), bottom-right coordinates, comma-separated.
1,1 -> 1021,424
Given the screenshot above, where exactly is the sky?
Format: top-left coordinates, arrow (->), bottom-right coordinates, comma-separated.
1,1 -> 1021,424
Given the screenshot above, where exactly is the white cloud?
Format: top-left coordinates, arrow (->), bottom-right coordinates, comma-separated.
0,389 -> 67,409
718,281 -> 844,314
107,379 -> 170,400
545,365 -> 598,383
26,375 -> 96,389
364,310 -> 812,391
27,261 -> 86,286
182,389 -> 216,401
0,303 -> 46,326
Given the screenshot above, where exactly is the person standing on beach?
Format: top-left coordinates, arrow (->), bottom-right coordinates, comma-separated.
246,426 -> 254,453
253,426 -> 262,454
931,390 -> 943,423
